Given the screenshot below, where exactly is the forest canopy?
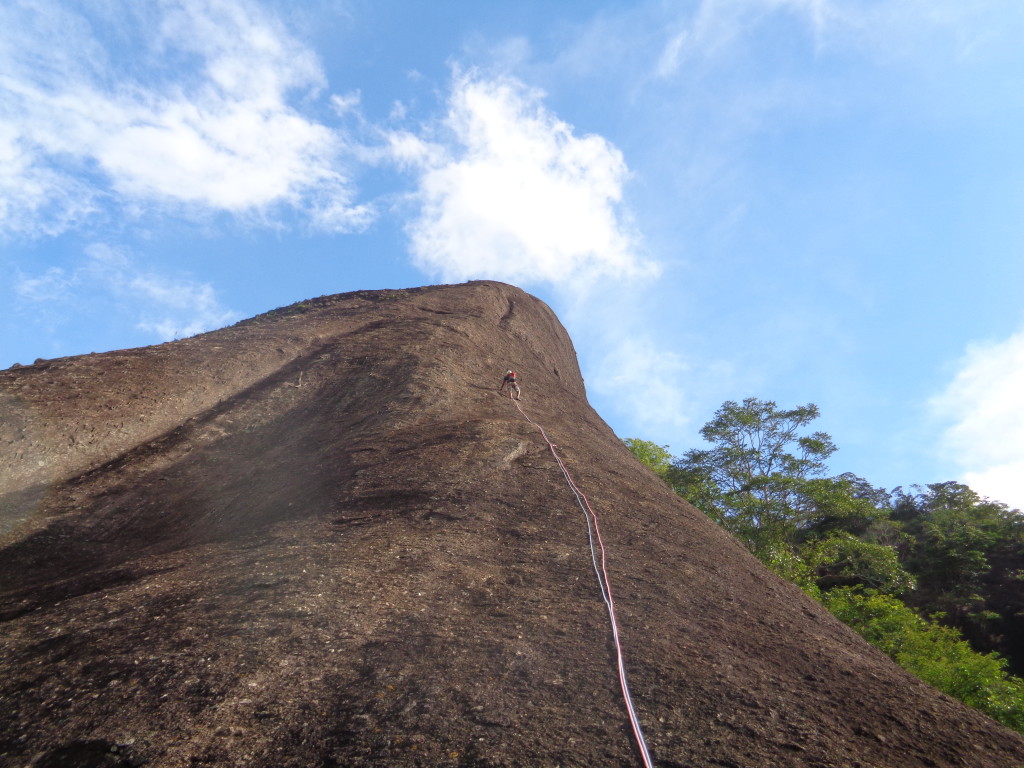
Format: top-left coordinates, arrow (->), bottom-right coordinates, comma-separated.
627,397 -> 1024,732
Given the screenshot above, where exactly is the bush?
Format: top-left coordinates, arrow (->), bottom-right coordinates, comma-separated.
820,587 -> 1024,732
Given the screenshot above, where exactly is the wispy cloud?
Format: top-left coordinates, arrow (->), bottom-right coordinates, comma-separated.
14,265 -> 74,303
655,0 -> 844,78
394,72 -> 657,287
16,243 -> 240,342
589,337 -> 700,436
0,0 -> 372,238
653,0 -> 1006,79
930,328 -> 1024,510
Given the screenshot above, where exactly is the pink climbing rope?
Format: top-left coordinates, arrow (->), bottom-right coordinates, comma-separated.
509,393 -> 655,768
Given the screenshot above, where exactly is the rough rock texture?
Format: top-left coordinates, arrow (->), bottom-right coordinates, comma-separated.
1,280 -> 1023,768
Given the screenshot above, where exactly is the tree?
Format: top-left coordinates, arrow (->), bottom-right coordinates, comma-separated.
895,482 -> 1024,673
623,438 -> 673,479
671,398 -> 866,558
804,472 -> 894,539
897,482 -> 1020,608
629,397 -> 1024,727
625,397 -> 1024,726
803,534 -> 915,594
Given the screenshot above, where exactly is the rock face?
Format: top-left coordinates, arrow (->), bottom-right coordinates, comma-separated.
1,281 -> 1022,768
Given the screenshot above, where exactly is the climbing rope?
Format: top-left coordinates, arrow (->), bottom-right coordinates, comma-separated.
509,393 -> 655,768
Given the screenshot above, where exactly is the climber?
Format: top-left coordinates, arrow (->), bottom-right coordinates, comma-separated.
499,369 -> 521,400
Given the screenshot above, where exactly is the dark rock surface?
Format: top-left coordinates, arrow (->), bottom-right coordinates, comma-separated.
2,281 -> 1023,767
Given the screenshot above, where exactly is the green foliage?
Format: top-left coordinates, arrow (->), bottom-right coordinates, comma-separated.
665,462 -> 726,526
798,473 -> 893,540
670,398 -> 889,562
756,541 -> 818,592
803,534 -> 915,594
821,588 -> 1024,731
889,482 -> 1024,677
897,482 -> 1023,608
626,394 -> 1024,730
681,397 -> 835,498
623,438 -> 673,479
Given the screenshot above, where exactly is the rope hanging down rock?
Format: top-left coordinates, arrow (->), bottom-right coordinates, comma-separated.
508,392 -> 655,768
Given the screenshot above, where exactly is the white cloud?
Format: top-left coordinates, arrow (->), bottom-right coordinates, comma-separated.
580,325 -> 737,448
159,0 -> 326,104
397,73 -> 657,286
331,91 -> 362,116
130,274 -> 239,340
0,0 -> 370,237
590,338 -> 696,436
14,266 -> 73,303
931,328 -> 1024,510
0,122 -> 102,237
16,243 -> 240,342
653,0 -> 1003,79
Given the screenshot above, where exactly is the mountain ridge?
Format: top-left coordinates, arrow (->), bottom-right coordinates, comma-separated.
2,281 -> 1022,767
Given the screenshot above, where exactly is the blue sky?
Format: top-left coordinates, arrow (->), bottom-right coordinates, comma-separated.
3,0 -> 1023,509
